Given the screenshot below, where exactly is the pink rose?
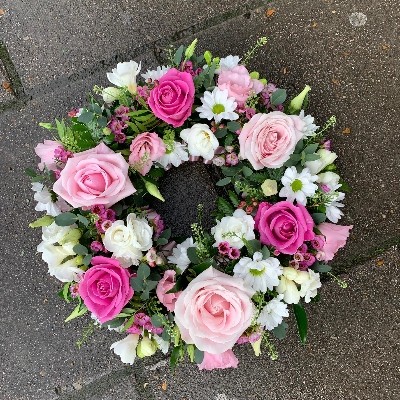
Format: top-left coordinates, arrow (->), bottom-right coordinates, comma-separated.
174,267 -> 255,354
197,350 -> 239,371
78,256 -> 133,323
239,111 -> 305,169
317,223 -> 353,261
53,142 -> 136,208
156,270 -> 181,311
255,201 -> 315,255
35,140 -> 60,171
148,68 -> 195,127
218,65 -> 263,105
129,132 -> 166,175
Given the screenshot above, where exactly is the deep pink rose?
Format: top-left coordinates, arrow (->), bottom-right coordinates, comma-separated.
129,132 -> 166,175
318,223 -> 353,261
35,140 -> 60,171
255,201 -> 315,255
218,65 -> 263,104
148,68 -> 195,127
78,256 -> 133,323
53,142 -> 136,208
197,350 -> 239,371
239,111 -> 305,169
156,270 -> 181,312
174,267 -> 254,354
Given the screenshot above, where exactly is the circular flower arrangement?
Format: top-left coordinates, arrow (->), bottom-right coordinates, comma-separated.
29,38 -> 352,370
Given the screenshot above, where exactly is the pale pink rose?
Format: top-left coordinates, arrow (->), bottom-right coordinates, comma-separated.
317,223 -> 353,261
53,142 -> 136,208
129,132 -> 166,175
239,111 -> 305,169
218,65 -> 263,105
174,267 -> 255,354
197,350 -> 239,371
35,140 -> 60,171
156,270 -> 181,311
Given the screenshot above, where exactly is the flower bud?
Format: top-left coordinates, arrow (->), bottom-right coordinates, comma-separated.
261,179 -> 278,196
102,87 -> 121,104
136,336 -> 157,358
289,85 -> 311,113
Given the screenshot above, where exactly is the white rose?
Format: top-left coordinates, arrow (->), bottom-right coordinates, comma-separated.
106,61 -> 141,94
110,334 -> 140,365
167,237 -> 195,273
304,149 -> 337,174
37,241 -> 83,282
41,223 -> 73,244
211,209 -> 255,249
180,123 -> 219,161
127,214 -> 153,251
102,87 -> 122,104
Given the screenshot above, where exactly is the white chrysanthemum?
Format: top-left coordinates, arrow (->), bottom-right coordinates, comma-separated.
299,270 -> 321,303
110,334 -> 140,365
279,167 -> 318,205
216,55 -> 241,73
168,237 -> 195,273
158,141 -> 189,169
32,183 -> 71,216
107,61 -> 141,94
211,209 -> 255,249
141,65 -> 170,82
233,252 -> 283,293
299,110 -> 319,137
257,294 -> 289,330
325,191 -> 345,223
196,88 -> 238,123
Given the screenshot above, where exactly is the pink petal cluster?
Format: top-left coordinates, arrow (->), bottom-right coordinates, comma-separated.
53,142 -> 136,208
78,256 -> 133,323
156,270 -> 181,311
197,350 -> 239,371
148,68 -> 195,127
317,223 -> 353,261
129,132 -> 166,175
35,140 -> 61,171
255,201 -> 315,255
174,267 -> 255,354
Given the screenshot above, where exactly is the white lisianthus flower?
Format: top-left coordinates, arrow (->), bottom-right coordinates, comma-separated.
325,191 -> 345,223
305,149 -> 338,174
298,110 -> 319,137
317,171 -> 341,192
168,237 -> 195,273
158,141 -> 189,169
180,123 -> 219,161
106,61 -> 141,94
103,213 -> 153,267
32,183 -> 71,216
102,87 -> 122,104
211,209 -> 255,249
216,55 -> 241,73
195,88 -> 238,123
299,270 -> 321,303
37,241 -> 83,282
110,334 -> 140,365
233,252 -> 282,292
141,65 -> 170,82
276,267 -> 310,304
153,334 -> 170,354
257,294 -> 289,330
41,222 -> 74,244
279,167 -> 318,205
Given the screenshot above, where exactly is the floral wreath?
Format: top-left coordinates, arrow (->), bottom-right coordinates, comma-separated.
29,38 -> 352,370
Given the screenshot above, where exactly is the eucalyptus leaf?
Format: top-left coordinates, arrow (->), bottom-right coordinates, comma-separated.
227,121 -> 241,132
312,213 -> 326,224
214,128 -> 228,138
54,212 -> 77,226
305,153 -> 320,161
151,314 -> 164,328
76,214 -> 89,227
194,348 -> 204,364
137,263 -> 151,280
270,88 -> 287,106
174,45 -> 185,66
313,263 -> 332,273
82,254 -> 92,266
216,177 -> 231,186
261,246 -> 271,259
187,247 -> 200,264
73,244 -> 88,255
242,166 -> 253,177
77,111 -> 94,124
303,143 -> 319,154
272,321 -> 288,340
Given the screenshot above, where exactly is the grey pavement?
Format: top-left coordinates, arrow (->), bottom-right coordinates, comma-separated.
0,0 -> 399,399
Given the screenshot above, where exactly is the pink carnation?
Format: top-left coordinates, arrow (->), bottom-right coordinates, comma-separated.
317,223 -> 353,261
156,270 -> 181,312
35,140 -> 61,171
129,132 -> 166,175
197,350 -> 239,371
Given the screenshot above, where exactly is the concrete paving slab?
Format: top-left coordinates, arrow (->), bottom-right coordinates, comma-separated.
0,65 -> 14,103
135,245 -> 400,400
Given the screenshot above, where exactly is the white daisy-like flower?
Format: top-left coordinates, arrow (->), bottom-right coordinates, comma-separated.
158,141 -> 189,169
167,237 -> 196,273
279,167 -> 318,205
298,110 -> 319,137
196,88 -> 238,123
216,55 -> 241,73
325,191 -> 345,223
257,294 -> 289,331
141,65 -> 170,82
299,270 -> 321,303
233,252 -> 283,293
32,182 -> 71,216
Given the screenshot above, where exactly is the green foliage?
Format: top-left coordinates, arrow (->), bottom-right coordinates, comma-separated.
65,302 -> 88,322
312,212 -> 326,224
216,197 -> 234,217
313,263 -> 332,273
216,177 -> 231,186
293,303 -> 308,344
130,263 -> 159,300
29,215 -> 54,228
270,89 -> 287,106
55,212 -> 78,226
272,321 -> 288,340
72,243 -> 88,255
127,109 -> 159,134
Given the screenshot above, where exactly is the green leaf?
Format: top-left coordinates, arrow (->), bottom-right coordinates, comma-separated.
65,304 -> 88,322
270,88 -> 287,106
104,317 -> 125,329
184,38 -> 198,59
77,111 -> 94,124
305,153 -> 320,161
121,315 -> 135,332
170,345 -> 183,370
294,139 -> 304,154
192,261 -> 212,275
137,263 -> 151,280
82,254 -> 92,266
227,121 -> 241,132
216,177 -> 231,186
245,239 -> 261,256
39,122 -> 54,130
161,329 -> 171,341
293,304 -> 308,344
272,321 -> 288,340
303,143 -> 319,154
313,263 -> 332,273
194,347 -> 204,364
312,213 -> 326,224
283,153 -> 302,167
143,179 -> 165,202
140,289 -> 150,300
204,51 -> 212,65
146,280 -> 158,291
25,167 -> 38,178
228,190 -> 239,207
166,277 -> 185,294
217,197 -> 234,216
73,244 -> 88,255
221,164 -> 242,176
187,247 -> 200,264
159,227 -> 172,240
156,237 -> 168,245
151,314 -> 164,328
58,282 -> 71,303
214,128 -> 228,138
97,116 -> 108,128
54,212 -> 77,226
242,166 -> 253,177
174,45 -> 185,66
130,277 -> 144,291
261,246 -> 270,259
76,214 -> 89,227
29,215 -> 54,228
